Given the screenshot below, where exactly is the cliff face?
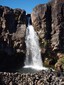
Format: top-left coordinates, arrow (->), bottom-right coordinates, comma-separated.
51,0 -> 64,51
0,6 -> 26,71
31,4 -> 52,54
31,0 -> 64,54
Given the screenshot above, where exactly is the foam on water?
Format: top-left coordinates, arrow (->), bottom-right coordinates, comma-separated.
24,65 -> 48,70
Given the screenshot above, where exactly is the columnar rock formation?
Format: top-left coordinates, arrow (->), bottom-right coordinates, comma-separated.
31,0 -> 64,53
0,6 -> 26,71
51,0 -> 64,51
31,4 -> 52,54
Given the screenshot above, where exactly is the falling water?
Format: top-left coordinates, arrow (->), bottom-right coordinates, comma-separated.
24,17 -> 47,70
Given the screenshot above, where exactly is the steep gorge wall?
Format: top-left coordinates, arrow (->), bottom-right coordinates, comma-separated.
31,0 -> 64,55
31,4 -> 52,54
51,0 -> 64,51
0,6 -> 26,71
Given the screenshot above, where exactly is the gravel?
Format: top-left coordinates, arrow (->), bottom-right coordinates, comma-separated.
0,69 -> 64,85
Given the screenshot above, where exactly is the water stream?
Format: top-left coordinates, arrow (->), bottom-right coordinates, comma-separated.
24,25 -> 43,70
23,17 -> 47,71
18,17 -> 47,73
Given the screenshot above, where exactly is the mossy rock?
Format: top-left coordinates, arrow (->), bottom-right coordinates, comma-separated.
55,57 -> 64,70
58,57 -> 64,69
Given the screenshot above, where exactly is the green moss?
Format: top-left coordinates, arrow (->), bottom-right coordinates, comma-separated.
39,38 -> 48,48
58,57 -> 64,69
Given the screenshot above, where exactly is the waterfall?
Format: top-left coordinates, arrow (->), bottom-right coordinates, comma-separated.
24,17 -> 47,70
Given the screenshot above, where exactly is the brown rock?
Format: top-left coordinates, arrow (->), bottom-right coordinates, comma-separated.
31,0 -> 64,54
51,0 -> 64,51
31,4 -> 52,54
0,6 -> 26,71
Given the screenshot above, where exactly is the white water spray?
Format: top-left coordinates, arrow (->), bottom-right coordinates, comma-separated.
24,17 -> 47,70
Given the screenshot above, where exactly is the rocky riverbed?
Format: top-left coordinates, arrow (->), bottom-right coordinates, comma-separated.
0,70 -> 64,85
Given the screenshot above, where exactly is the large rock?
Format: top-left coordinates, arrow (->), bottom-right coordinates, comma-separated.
0,6 -> 26,71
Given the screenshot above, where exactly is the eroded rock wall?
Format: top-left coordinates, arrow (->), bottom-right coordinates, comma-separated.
0,6 -> 26,71
31,0 -> 64,54
31,4 -> 52,54
51,0 -> 64,51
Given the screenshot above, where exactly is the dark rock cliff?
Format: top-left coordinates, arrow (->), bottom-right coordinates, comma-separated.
0,6 -> 26,71
31,0 -> 64,55
51,0 -> 64,51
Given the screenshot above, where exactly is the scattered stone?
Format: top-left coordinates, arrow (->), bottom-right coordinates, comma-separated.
0,70 -> 63,85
